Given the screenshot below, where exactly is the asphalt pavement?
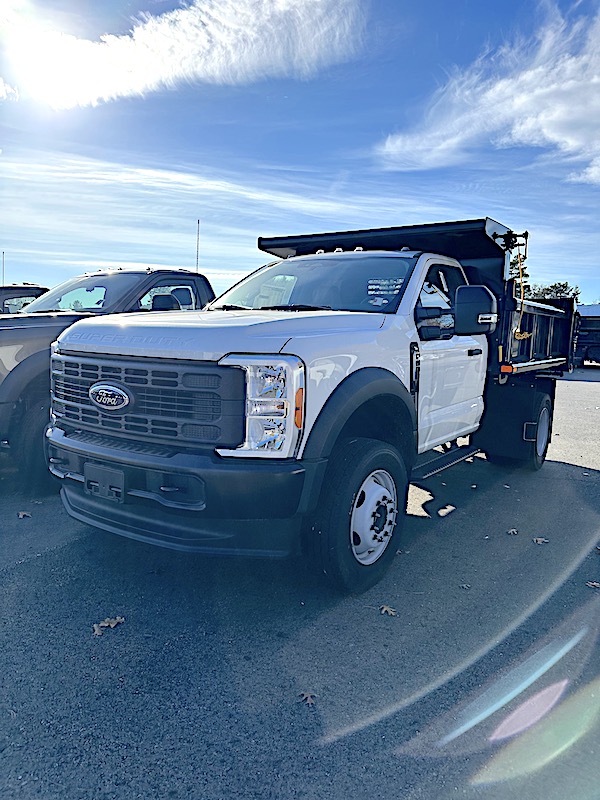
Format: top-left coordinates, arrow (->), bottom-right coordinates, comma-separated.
1,367 -> 599,799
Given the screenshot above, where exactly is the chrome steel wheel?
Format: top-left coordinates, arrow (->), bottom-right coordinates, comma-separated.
349,469 -> 398,566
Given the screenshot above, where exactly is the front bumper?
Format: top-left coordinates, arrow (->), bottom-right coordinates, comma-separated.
47,426 -> 327,556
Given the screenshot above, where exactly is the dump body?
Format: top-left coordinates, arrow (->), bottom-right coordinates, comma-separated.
575,304 -> 600,365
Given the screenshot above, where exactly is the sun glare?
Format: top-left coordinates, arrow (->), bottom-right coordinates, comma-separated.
3,1 -> 120,109
7,20 -> 96,109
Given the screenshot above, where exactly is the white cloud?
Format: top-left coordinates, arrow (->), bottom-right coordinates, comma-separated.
0,77 -> 18,100
377,7 -> 600,185
2,0 -> 363,109
0,148 -> 446,294
1,146 -> 599,300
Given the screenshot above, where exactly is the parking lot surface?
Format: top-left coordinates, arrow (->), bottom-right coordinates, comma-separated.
1,368 -> 599,799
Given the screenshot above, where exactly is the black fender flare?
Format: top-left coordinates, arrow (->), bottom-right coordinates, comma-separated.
301,367 -> 417,464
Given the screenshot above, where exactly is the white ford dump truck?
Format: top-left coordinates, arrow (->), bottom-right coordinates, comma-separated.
47,219 -> 576,593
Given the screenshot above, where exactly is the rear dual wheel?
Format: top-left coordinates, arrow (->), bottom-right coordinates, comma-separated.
307,437 -> 408,594
486,392 -> 552,472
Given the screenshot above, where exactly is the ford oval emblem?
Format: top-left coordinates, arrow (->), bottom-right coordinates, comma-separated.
89,383 -> 131,411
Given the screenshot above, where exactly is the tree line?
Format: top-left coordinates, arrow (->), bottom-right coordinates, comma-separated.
509,256 -> 582,302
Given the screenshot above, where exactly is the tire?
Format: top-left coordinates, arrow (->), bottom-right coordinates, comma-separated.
15,398 -> 57,493
485,393 -> 552,472
306,437 -> 408,594
526,393 -> 552,471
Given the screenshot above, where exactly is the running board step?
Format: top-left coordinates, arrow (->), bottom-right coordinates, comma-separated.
411,445 -> 481,481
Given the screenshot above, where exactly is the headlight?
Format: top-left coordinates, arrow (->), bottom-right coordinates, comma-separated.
216,354 -> 305,458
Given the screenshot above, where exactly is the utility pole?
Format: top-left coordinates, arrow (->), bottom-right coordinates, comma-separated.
196,219 -> 200,273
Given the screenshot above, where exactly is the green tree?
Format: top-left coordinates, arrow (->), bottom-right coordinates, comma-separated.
529,282 -> 581,302
509,254 -> 530,285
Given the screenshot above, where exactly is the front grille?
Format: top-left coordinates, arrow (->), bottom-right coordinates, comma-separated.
51,354 -> 245,448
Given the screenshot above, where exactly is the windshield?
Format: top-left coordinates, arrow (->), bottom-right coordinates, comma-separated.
210,253 -> 416,313
22,272 -> 143,313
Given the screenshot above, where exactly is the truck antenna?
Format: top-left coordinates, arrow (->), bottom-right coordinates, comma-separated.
196,219 -> 200,273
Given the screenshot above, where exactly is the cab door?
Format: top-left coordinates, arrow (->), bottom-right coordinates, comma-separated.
415,263 -> 487,452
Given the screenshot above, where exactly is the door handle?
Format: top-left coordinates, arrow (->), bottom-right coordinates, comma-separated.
468,348 -> 483,356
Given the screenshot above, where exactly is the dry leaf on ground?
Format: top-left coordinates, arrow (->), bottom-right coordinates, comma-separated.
17,511 -> 31,519
438,504 -> 456,517
533,537 -> 549,545
507,528 -> 518,535
299,692 -> 317,707
585,581 -> 600,589
92,616 -> 125,636
379,605 -> 397,616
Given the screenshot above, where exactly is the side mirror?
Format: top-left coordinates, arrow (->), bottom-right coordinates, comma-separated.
454,285 -> 498,335
414,305 -> 443,341
415,305 -> 443,323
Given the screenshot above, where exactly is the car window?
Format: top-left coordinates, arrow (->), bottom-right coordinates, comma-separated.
416,264 -> 468,337
211,254 -> 416,313
4,294 -> 40,313
24,273 -> 143,313
137,281 -> 199,311
419,264 -> 467,309
49,284 -> 106,311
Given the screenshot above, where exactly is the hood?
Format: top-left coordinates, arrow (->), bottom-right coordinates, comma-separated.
57,309 -> 385,361
0,311 -> 91,329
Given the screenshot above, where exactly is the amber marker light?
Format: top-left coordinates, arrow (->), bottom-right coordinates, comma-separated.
500,365 -> 514,373
294,388 -> 304,429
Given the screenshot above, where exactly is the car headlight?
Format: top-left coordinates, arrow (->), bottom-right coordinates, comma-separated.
216,354 -> 305,458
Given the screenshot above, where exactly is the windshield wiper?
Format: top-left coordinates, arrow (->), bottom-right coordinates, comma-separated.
259,304 -> 333,311
210,304 -> 251,311
26,308 -> 82,313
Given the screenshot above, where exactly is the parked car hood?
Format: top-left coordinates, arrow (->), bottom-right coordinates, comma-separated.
0,311 -> 93,329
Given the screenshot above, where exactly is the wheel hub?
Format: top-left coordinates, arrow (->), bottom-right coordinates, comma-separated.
350,470 -> 398,565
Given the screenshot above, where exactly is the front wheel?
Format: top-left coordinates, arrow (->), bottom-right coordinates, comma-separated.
15,398 -> 57,493
306,437 -> 408,594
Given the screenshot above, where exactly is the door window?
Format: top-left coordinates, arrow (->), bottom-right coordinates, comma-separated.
417,264 -> 468,337
4,294 -> 41,313
137,281 -> 199,311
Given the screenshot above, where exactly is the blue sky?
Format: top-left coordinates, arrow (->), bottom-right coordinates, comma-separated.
1,0 -> 599,301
